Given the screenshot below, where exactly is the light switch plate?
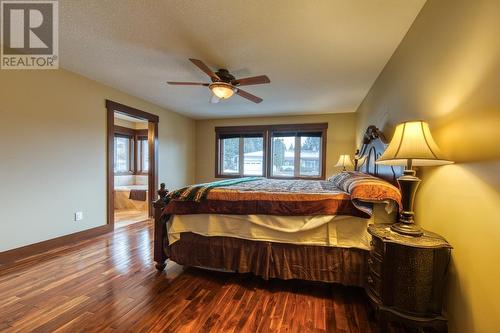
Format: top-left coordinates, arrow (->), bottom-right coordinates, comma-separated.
74,211 -> 83,221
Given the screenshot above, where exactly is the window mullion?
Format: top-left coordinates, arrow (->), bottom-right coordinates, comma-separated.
264,130 -> 269,177
294,135 -> 301,178
129,137 -> 134,173
219,139 -> 224,175
239,136 -> 244,176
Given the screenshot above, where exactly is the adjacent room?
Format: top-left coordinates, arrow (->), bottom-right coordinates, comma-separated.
113,112 -> 150,228
0,1 -> 498,332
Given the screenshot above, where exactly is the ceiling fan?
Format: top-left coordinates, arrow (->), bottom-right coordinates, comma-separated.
167,58 -> 270,104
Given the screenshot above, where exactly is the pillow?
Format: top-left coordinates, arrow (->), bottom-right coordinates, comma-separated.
329,171 -> 401,215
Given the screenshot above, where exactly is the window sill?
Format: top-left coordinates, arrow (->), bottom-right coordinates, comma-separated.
215,174 -> 324,180
114,171 -> 134,176
269,175 -> 324,180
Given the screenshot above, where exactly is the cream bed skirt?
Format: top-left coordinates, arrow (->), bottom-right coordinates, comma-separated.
168,204 -> 395,250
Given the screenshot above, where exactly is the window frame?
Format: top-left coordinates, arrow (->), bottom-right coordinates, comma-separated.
114,133 -> 134,175
215,126 -> 268,178
136,134 -> 149,175
114,125 -> 149,176
215,123 -> 327,180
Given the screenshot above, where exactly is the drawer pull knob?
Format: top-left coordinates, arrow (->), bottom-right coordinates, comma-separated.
367,276 -> 373,284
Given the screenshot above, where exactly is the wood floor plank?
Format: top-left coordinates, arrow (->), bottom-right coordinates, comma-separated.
0,220 -> 401,333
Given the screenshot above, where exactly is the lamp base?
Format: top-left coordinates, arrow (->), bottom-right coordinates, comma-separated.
394,169 -> 423,237
390,222 -> 423,236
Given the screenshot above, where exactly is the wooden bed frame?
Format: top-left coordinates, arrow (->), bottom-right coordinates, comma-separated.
153,125 -> 402,280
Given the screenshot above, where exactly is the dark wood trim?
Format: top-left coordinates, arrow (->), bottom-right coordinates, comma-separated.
0,224 -> 113,267
106,100 -> 159,225
268,123 -> 328,132
214,123 -> 328,134
214,131 -> 220,177
136,129 -> 148,137
215,123 -> 328,180
114,125 -> 148,139
148,121 -> 159,217
114,125 -> 136,137
215,125 -> 269,134
107,107 -> 115,226
106,100 -> 159,123
321,127 -> 327,179
134,134 -> 139,174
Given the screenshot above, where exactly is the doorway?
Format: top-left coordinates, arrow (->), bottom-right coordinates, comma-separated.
106,100 -> 158,228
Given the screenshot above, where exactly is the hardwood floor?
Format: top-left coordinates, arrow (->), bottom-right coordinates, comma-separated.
114,209 -> 149,228
0,220 -> 404,333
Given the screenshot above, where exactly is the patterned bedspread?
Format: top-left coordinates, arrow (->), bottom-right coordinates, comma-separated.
163,173 -> 401,218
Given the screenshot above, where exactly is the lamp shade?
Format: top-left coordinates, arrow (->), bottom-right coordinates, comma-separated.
335,154 -> 354,168
209,82 -> 234,99
376,121 -> 453,167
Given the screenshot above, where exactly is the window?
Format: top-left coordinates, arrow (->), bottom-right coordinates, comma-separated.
243,137 -> 264,176
271,135 -> 294,177
114,135 -> 132,173
137,137 -> 149,173
300,136 -> 321,177
215,123 -> 327,179
217,133 -> 265,177
114,126 -> 149,175
270,132 -> 323,178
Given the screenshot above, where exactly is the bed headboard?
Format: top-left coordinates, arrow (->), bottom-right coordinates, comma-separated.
354,125 -> 403,183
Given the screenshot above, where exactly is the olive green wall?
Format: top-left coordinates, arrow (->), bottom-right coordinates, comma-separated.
0,69 -> 195,252
195,113 -> 357,183
356,1 -> 500,332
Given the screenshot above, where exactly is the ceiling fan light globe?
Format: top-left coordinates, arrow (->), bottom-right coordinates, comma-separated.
209,83 -> 234,99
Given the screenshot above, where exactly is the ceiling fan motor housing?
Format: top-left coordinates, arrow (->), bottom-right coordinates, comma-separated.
214,69 -> 236,83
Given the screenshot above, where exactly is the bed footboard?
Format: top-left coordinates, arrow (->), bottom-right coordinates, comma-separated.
153,183 -> 169,271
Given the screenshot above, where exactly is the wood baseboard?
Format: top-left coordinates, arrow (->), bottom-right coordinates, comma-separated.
0,224 -> 114,267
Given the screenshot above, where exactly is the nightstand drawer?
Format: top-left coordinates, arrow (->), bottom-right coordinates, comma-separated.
367,274 -> 382,298
370,236 -> 384,258
368,254 -> 383,277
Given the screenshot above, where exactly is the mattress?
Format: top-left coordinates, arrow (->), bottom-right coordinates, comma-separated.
164,176 -> 401,218
168,203 -> 396,251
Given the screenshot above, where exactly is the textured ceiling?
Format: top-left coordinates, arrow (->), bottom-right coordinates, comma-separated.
60,0 -> 425,119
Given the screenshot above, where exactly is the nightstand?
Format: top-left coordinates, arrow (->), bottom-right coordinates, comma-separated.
367,225 -> 452,333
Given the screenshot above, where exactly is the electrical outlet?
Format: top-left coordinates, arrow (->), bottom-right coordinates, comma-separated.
74,211 -> 83,221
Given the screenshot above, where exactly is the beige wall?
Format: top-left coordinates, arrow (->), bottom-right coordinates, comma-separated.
0,69 -> 195,252
114,117 -> 148,130
195,113 -> 356,183
356,1 -> 500,332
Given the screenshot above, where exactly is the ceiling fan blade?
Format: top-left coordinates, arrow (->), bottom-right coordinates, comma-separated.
209,94 -> 221,104
166,81 -> 209,86
235,88 -> 263,103
189,58 -> 220,81
231,75 -> 270,86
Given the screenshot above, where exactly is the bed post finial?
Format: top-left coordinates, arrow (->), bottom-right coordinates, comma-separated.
158,183 -> 168,199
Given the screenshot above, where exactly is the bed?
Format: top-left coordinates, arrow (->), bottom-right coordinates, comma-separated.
153,125 -> 403,287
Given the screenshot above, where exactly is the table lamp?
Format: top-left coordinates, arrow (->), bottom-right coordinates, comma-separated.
376,121 -> 453,236
335,154 -> 354,171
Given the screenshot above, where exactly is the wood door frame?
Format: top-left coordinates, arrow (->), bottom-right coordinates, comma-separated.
106,100 -> 159,226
